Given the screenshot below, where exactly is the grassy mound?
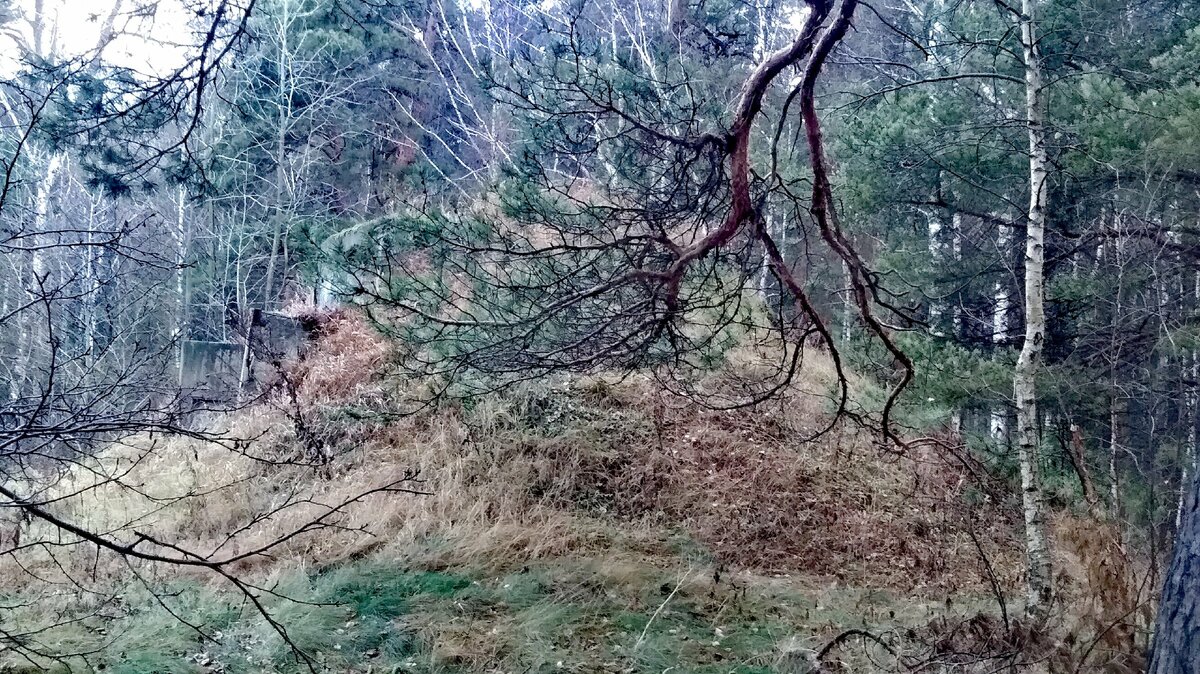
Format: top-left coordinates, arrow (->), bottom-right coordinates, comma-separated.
0,311 -> 1027,673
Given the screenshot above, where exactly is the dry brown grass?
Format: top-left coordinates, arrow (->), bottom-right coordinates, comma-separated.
0,311 -> 1023,605
288,308 -> 395,403
1047,515 -> 1154,673
523,373 -> 1022,592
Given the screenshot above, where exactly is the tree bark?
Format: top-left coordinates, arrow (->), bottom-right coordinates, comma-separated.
174,186 -> 191,385
14,153 -> 64,397
1179,274 -> 1200,529
1068,422 -> 1098,507
1110,391 -> 1127,516
1155,272 -> 1200,672
261,0 -> 299,310
1150,466 -> 1200,674
1015,0 -> 1053,622
991,221 -> 1012,444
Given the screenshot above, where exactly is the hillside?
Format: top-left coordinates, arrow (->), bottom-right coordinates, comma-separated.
4,0 -> 1197,670
0,311 -> 1079,673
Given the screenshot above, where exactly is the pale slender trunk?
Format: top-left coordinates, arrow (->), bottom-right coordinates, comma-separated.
1015,0 -> 1053,621
236,201 -> 251,330
926,206 -> 945,330
1179,274 -> 1200,527
14,154 -> 64,397
991,223 -> 1012,444
840,258 -> 852,344
235,209 -> 253,401
1109,392 -> 1125,515
758,214 -> 773,301
1181,361 -> 1197,528
174,186 -> 189,385
950,212 -> 963,335
237,318 -> 256,404
993,224 -> 1012,343
0,262 -> 9,397
262,0 -> 292,309
261,130 -> 286,309
82,197 -> 99,360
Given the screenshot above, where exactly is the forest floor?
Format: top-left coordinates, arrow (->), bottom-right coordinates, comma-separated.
1,311 -> 1134,673
57,535 -> 1009,674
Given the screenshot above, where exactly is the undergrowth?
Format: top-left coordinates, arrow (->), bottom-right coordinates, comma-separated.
4,552 -> 1007,673
0,310 -> 1143,673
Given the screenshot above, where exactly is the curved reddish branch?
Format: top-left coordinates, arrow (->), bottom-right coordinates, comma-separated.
794,0 -> 915,447
657,0 -> 911,443
658,2 -> 830,308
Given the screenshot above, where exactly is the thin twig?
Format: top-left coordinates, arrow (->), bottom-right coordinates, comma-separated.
635,567 -> 691,651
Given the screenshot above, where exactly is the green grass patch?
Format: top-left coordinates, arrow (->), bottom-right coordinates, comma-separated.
2,554 -> 1003,674
317,564 -> 472,619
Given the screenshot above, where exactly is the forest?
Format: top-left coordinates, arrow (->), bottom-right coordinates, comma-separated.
1,0 -> 1199,671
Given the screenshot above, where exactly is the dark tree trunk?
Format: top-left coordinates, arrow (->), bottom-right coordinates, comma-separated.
1150,467 -> 1200,674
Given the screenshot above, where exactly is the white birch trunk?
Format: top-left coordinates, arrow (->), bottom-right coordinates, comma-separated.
927,207 -> 945,331
1015,0 -> 1053,621
1110,393 -> 1124,515
951,212 -> 963,335
82,196 -> 99,360
991,223 -> 1012,443
174,186 -> 189,384
13,153 -> 64,397
1180,273 -> 1200,527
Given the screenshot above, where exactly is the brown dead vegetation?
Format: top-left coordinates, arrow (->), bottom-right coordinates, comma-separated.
2,310 -> 1023,599
262,311 -> 1024,594
0,310 -> 1164,674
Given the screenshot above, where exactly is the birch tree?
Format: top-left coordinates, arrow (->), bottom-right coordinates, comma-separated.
1012,0 -> 1053,622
